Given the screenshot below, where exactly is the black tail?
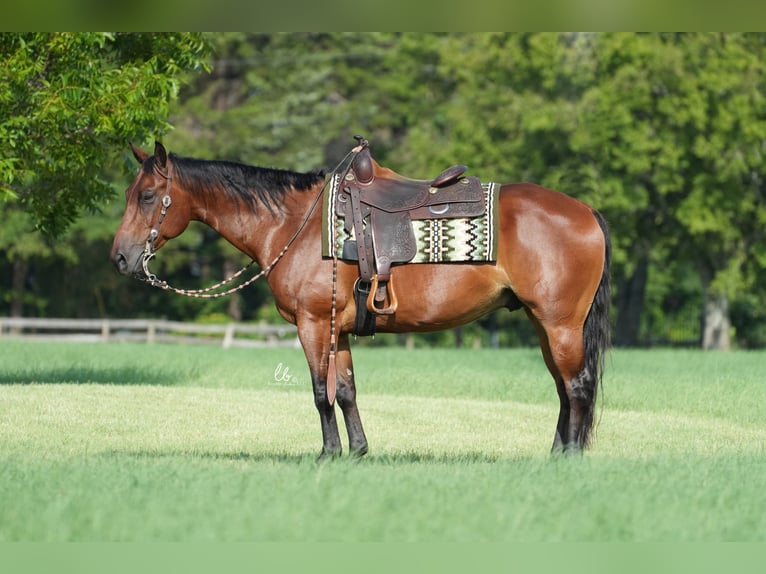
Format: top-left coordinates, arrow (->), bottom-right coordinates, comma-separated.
581,210 -> 612,446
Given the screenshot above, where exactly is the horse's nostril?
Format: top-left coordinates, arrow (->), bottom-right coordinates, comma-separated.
113,252 -> 128,274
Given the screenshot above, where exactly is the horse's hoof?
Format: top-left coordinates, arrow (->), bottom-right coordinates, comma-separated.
550,444 -> 584,457
316,448 -> 342,463
350,445 -> 369,460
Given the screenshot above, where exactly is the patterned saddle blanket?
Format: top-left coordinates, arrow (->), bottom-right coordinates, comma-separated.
322,146 -> 499,265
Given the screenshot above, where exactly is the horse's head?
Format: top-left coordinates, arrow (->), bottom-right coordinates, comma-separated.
110,141 -> 191,278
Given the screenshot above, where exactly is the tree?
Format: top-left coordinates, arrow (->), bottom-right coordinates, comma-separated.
417,33 -> 766,349
0,32 -> 210,236
0,32 -> 211,319
672,34 -> 766,349
168,33 -> 443,169
564,33 -> 766,349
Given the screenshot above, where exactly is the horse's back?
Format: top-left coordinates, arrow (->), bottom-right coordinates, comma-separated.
499,182 -> 603,237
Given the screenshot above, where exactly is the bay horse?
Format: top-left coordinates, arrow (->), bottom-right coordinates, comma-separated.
111,141 -> 611,458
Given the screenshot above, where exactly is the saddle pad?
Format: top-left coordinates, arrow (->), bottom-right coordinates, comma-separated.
322,172 -> 500,263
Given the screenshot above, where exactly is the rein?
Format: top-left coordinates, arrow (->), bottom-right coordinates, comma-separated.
325,138 -> 367,404
137,146 -> 364,406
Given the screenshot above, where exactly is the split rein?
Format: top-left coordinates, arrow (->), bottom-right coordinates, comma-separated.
138,150 -> 357,299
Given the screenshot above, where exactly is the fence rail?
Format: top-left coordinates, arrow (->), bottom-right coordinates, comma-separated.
0,317 -> 299,348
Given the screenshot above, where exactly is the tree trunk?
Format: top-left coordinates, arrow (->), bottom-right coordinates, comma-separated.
614,253 -> 649,347
8,257 -> 29,335
10,256 -> 28,318
702,292 -> 731,351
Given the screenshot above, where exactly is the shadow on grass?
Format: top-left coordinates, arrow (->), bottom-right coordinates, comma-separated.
0,366 -> 186,386
100,449 -> 522,465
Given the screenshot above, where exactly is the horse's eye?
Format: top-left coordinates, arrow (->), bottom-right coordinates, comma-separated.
140,190 -> 156,205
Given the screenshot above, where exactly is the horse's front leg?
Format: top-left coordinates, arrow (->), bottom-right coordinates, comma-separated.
298,320 -> 342,460
335,334 -> 368,457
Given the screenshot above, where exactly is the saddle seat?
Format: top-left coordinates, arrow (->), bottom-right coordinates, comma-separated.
351,147 -> 471,212
335,136 -> 485,321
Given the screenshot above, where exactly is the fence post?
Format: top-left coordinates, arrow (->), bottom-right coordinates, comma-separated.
147,322 -> 156,344
101,320 -> 110,342
223,324 -> 235,349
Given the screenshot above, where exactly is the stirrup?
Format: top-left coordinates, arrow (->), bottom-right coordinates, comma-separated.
366,274 -> 398,315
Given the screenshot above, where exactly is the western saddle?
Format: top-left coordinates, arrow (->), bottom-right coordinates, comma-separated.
333,136 -> 485,334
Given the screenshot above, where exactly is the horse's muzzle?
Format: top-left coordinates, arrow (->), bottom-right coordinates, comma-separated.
110,244 -> 145,278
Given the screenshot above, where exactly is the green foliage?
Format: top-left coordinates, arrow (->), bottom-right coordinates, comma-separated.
0,32 -> 210,235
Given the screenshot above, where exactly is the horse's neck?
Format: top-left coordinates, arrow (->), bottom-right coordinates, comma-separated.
191,182 -> 321,269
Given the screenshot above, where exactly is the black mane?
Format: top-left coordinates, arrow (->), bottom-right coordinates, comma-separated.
164,154 -> 325,213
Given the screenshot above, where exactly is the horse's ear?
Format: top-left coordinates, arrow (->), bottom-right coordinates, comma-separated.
154,141 -> 168,169
131,144 -> 149,164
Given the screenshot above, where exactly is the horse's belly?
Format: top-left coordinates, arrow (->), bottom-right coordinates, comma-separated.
372,263 -> 509,333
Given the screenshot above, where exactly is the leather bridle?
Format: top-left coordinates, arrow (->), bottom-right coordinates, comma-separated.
140,161 -> 173,286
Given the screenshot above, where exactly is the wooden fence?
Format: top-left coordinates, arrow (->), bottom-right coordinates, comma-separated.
0,317 -> 299,348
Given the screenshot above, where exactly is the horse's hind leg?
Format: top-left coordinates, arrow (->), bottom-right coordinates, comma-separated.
527,312 -> 596,454
334,334 -> 369,457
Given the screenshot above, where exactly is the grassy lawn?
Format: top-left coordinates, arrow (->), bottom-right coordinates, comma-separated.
1,340 -> 764,541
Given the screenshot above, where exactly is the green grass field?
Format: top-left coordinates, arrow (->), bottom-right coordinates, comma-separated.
1,340 -> 764,541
